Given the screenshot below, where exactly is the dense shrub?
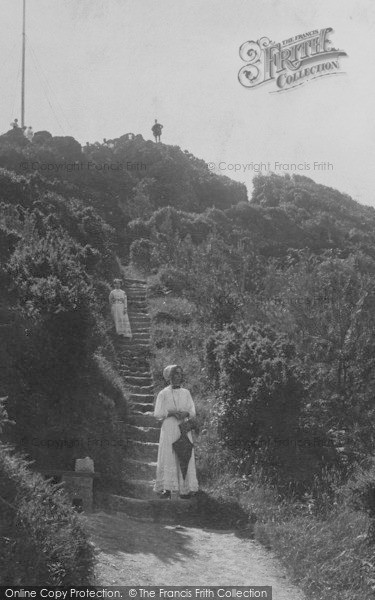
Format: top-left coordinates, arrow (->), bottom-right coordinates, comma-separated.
206,323 -> 334,490
0,399 -> 95,585
130,238 -> 156,271
0,447 -> 95,585
0,171 -> 127,480
158,266 -> 191,294
346,459 -> 375,525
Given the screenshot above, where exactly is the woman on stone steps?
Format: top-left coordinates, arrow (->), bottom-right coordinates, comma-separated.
109,278 -> 132,339
154,365 -> 199,499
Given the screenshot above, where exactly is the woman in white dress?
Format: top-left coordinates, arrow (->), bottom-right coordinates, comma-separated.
154,365 -> 199,498
109,279 -> 132,338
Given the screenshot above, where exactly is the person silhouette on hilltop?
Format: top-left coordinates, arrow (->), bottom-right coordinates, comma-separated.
152,119 -> 163,143
25,126 -> 34,141
10,118 -> 19,129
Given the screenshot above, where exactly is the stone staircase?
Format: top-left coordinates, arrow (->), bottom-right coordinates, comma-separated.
97,277 -> 197,523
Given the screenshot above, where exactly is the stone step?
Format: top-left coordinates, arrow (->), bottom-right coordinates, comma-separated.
121,370 -> 152,378
124,278 -> 147,284
122,343 -> 150,350
131,402 -> 154,413
122,373 -> 152,381
130,331 -> 150,337
122,344 -> 150,351
128,295 -> 147,301
124,376 -> 153,386
119,351 -> 150,359
119,364 -> 153,378
120,338 -> 149,344
126,425 -> 160,443
124,458 -> 156,479
131,411 -> 158,427
120,346 -> 150,352
129,333 -> 150,339
120,365 -> 151,374
119,346 -> 150,353
120,355 -> 150,362
128,384 -> 154,394
127,440 -> 158,461
119,360 -> 150,368
120,360 -> 151,367
128,317 -> 149,321
124,370 -> 152,377
120,353 -> 150,359
118,353 -> 150,361
117,349 -> 150,357
129,393 -> 154,403
129,317 -> 150,322
131,333 -> 151,339
120,350 -> 150,356
96,492 -> 198,522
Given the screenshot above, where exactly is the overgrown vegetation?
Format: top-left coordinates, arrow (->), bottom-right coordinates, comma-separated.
142,172 -> 375,598
2,128 -> 375,593
0,398 -> 95,585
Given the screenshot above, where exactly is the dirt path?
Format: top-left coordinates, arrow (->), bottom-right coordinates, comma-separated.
86,511 -> 305,599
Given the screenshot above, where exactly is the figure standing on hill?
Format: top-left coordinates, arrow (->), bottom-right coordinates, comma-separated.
10,119 -> 19,129
109,279 -> 132,339
25,126 -> 34,141
152,119 -> 163,143
154,365 -> 199,499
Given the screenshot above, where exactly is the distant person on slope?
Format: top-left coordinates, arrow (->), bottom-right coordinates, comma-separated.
25,126 -> 34,141
109,279 -> 132,339
154,365 -> 199,499
152,119 -> 163,143
10,119 -> 19,129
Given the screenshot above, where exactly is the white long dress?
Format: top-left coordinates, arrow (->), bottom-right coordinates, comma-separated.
154,385 -> 199,494
109,289 -> 132,338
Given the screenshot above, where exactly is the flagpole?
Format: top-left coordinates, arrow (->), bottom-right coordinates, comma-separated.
21,0 -> 26,128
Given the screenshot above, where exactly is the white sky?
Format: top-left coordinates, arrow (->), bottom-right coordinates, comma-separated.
1,0 -> 374,205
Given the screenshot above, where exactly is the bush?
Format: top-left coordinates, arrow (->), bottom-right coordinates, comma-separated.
206,323 -> 334,491
0,399 -> 95,585
159,266 -> 190,294
150,296 -> 196,325
0,447 -> 95,585
346,458 -> 375,540
130,238 -> 156,272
